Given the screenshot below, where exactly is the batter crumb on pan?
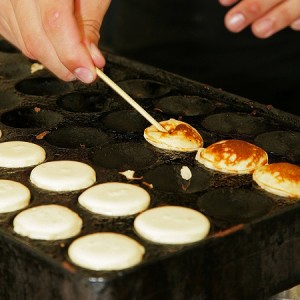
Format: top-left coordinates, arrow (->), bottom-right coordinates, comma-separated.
212,224 -> 244,238
119,170 -> 143,180
36,131 -> 50,140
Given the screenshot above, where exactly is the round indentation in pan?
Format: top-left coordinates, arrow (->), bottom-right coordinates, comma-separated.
143,164 -> 212,193
155,96 -> 215,116
103,64 -> 137,82
0,40 -> 19,53
45,127 -> 109,149
57,92 -> 109,113
1,107 -> 63,128
100,110 -> 150,133
197,188 -> 272,224
15,77 -> 73,96
254,130 -> 300,163
91,142 -> 157,170
0,91 -> 22,110
118,79 -> 171,99
201,112 -> 269,136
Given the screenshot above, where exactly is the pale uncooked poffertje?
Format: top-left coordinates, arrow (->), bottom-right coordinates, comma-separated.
134,205 -> 210,244
0,141 -> 46,168
30,160 -> 96,192
144,118 -> 203,152
195,139 -> 268,174
78,182 -> 150,216
68,232 -> 145,271
0,180 -> 30,213
13,204 -> 82,240
253,162 -> 300,198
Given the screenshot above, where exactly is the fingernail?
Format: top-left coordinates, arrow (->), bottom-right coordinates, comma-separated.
74,67 -> 94,83
291,18 -> 300,30
227,13 -> 246,31
254,19 -> 274,38
66,73 -> 77,82
90,43 -> 101,60
89,43 -> 105,68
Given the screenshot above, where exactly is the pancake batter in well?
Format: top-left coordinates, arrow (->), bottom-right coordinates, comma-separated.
68,232 -> 145,271
78,182 -> 150,216
0,180 -> 30,213
195,139 -> 268,174
253,162 -> 300,198
144,118 -> 203,152
134,206 -> 210,244
13,204 -> 82,240
0,141 -> 46,168
30,160 -> 96,191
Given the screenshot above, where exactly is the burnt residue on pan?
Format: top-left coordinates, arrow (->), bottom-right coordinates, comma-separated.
15,77 -> 73,96
0,58 -> 31,80
201,112 -> 277,137
0,49 -> 300,300
154,95 -> 216,117
254,130 -> 300,164
0,91 -> 22,110
90,142 -> 158,171
45,127 -> 110,149
1,107 -> 64,128
197,188 -> 273,227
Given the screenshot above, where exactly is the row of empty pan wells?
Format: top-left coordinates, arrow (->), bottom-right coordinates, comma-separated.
0,65 -> 299,162
0,48 -> 299,276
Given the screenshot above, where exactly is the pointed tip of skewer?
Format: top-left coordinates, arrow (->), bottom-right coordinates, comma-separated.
96,67 -> 169,133
156,124 -> 169,133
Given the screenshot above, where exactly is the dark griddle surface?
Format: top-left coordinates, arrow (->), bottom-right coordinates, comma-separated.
0,41 -> 299,300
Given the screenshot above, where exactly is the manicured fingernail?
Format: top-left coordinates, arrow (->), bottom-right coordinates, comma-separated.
291,18 -> 300,30
254,19 -> 274,38
227,13 -> 246,31
74,67 -> 94,83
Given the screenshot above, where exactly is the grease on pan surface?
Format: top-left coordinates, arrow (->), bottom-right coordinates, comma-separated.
144,118 -> 203,152
68,232 -> 145,271
195,139 -> 268,174
0,42 -> 299,300
253,162 -> 300,198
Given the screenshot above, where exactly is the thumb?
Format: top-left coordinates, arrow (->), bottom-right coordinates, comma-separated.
75,0 -> 111,69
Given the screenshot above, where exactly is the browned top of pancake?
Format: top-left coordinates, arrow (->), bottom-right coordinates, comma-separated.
166,123 -> 201,143
144,119 -> 203,151
205,140 -> 267,167
261,163 -> 300,184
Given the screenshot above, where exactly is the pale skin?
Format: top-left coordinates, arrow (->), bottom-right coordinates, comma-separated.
0,0 -> 299,84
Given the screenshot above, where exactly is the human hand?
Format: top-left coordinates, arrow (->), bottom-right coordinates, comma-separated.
0,0 -> 111,83
219,0 -> 300,38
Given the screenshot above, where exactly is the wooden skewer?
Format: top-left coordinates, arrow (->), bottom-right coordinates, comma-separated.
96,68 -> 168,133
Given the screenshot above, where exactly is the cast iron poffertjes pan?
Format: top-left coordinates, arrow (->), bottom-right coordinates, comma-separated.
0,39 -> 299,300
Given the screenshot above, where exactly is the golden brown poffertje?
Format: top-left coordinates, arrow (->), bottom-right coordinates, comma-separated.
195,139 -> 268,174
144,118 -> 203,152
253,162 -> 300,198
